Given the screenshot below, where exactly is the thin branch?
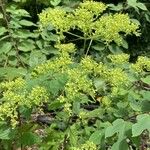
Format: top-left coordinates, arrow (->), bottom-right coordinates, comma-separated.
85,39 -> 93,56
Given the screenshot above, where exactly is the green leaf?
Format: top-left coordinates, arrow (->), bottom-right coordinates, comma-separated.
137,3 -> 147,11
29,51 -> 46,67
93,78 -> 105,91
89,130 -> 104,145
0,42 -> 12,54
20,132 -> 40,146
111,139 -> 128,150
141,76 -> 150,84
50,0 -> 61,6
19,20 -> 36,26
0,27 -> 7,36
92,43 -> 105,51
108,44 -> 122,54
0,13 -> 3,19
0,129 -> 11,140
127,0 -> 137,8
132,114 -> 150,137
105,119 -> 125,138
18,40 -> 35,52
121,39 -> 128,49
108,3 -> 123,11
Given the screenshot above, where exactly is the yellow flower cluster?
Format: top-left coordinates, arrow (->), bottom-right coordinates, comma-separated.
71,141 -> 97,150
107,53 -> 129,64
0,77 -> 26,91
55,43 -> 76,54
81,141 -> 97,150
94,14 -> 139,45
65,68 -> 95,99
131,56 -> 150,73
32,54 -> 73,76
0,78 -> 49,128
101,96 -> 111,106
80,0 -> 107,16
27,86 -> 49,107
38,8 -> 72,34
107,68 -> 128,87
39,1 -> 139,45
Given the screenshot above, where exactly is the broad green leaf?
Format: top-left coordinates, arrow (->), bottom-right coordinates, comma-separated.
132,114 -> 150,137
20,132 -> 40,146
0,27 -> 7,36
19,20 -> 36,26
89,130 -> 104,144
111,139 -> 128,150
0,129 -> 11,140
29,51 -> 46,67
0,67 -> 27,79
137,3 -> 147,11
18,40 -> 35,52
0,42 -> 12,54
105,119 -> 132,139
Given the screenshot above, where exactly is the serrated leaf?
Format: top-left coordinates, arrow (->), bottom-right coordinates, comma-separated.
20,132 -> 40,146
132,114 -> 150,137
0,129 -> 11,140
0,42 -> 12,54
29,51 -> 46,67
18,40 -> 35,52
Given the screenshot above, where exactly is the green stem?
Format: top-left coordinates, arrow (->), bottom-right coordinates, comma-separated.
85,39 -> 93,56
66,31 -> 84,39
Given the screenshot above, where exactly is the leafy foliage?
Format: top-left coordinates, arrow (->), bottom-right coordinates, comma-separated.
0,0 -> 149,149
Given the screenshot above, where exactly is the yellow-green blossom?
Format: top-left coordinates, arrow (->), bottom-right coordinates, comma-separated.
80,0 -> 107,16
108,68 -> 129,87
0,77 -> 26,91
55,43 -> 76,54
28,86 -> 49,107
131,56 -> 150,73
108,53 -> 129,64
